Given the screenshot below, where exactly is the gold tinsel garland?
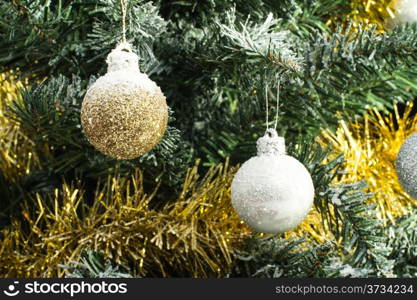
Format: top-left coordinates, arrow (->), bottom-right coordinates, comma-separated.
289,101 -> 417,243
0,71 -> 37,181
318,102 -> 417,224
0,161 -> 253,278
327,0 -> 400,32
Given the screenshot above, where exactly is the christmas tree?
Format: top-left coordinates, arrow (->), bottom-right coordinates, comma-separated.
1,0 -> 417,278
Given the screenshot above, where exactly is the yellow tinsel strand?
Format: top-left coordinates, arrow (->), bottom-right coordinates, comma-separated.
318,102 -> 417,224
327,0 -> 400,32
0,161 -> 252,278
285,208 -> 333,244
0,71 -> 37,181
289,101 -> 417,243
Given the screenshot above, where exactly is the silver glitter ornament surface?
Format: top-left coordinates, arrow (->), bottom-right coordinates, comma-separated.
231,129 -> 315,234
256,129 -> 286,156
396,0 -> 417,24
81,43 -> 168,160
396,132 -> 417,200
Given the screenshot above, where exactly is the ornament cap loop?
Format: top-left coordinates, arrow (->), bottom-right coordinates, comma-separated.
106,42 -> 140,73
256,129 -> 286,156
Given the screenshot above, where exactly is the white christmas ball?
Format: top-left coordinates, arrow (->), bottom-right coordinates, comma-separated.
396,132 -> 417,200
231,129 -> 315,234
396,0 -> 417,23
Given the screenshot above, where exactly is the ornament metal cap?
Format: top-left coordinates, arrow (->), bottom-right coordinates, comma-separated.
256,128 -> 286,156
106,42 -> 140,73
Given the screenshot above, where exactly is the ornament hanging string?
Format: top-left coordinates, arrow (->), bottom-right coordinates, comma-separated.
120,0 -> 127,43
265,82 -> 269,131
265,79 -> 281,133
274,80 -> 280,130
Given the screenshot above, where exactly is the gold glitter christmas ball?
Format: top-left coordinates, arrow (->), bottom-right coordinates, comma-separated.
81,43 -> 168,160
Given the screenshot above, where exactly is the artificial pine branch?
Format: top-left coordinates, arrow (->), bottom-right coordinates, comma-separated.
61,250 -> 133,278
